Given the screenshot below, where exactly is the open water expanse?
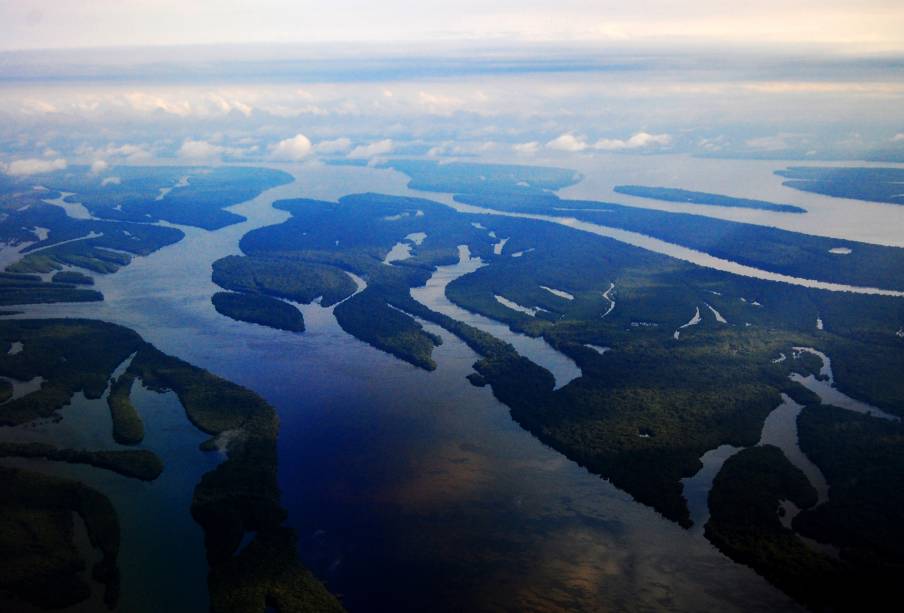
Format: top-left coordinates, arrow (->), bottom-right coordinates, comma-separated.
10,153 -> 903,610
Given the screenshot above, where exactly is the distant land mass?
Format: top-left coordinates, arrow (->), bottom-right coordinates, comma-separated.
776,167 -> 904,205
614,185 -> 806,213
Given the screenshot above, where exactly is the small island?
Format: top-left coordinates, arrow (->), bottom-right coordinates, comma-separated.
212,291 -> 306,332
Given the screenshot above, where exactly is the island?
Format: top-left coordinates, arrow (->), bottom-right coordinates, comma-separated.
613,185 -> 806,213
776,166 -> 904,205
0,319 -> 343,612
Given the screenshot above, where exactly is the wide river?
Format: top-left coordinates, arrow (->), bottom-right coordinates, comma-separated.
2,158 -> 855,611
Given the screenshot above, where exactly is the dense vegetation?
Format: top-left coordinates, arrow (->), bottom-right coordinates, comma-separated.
0,319 -> 142,425
0,319 -> 342,612
213,255 -> 357,307
107,372 -> 144,444
4,165 -> 293,230
50,270 -> 94,285
0,442 -> 163,481
795,405 -> 904,568
384,159 -> 582,196
212,291 -> 306,332
776,166 -> 904,205
227,193 -> 497,363
0,465 -> 120,608
0,195 -> 184,275
704,445 -> 839,610
0,166 -> 291,295
334,288 -> 442,369
0,272 -> 102,305
454,191 -> 904,292
614,185 -> 806,213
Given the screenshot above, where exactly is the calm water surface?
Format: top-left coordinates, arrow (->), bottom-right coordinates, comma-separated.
3,161 -> 815,611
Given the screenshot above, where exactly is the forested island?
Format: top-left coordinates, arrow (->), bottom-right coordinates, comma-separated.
777,166 -> 904,205
0,165 -> 292,307
0,319 -> 342,612
614,185 -> 806,213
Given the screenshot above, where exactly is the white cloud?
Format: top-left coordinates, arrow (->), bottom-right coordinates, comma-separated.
512,141 -> 540,155
546,133 -> 589,152
270,133 -> 313,160
126,92 -> 193,117
2,157 -> 67,176
744,134 -> 793,151
347,139 -> 393,159
83,143 -> 154,163
208,93 -> 253,117
697,135 -> 727,152
417,91 -> 464,115
22,99 -> 58,115
893,133 -> 904,142
90,160 -> 109,174
110,144 -> 153,163
178,139 -> 227,161
592,132 -> 673,151
101,176 -> 121,186
427,141 -> 496,157
313,137 -> 352,154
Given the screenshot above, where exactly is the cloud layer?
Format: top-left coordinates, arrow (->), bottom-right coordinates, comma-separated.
546,131 -> 672,152
348,139 -> 393,159
2,157 -> 67,176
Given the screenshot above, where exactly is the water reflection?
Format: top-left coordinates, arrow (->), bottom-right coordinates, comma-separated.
1,162 -> 802,612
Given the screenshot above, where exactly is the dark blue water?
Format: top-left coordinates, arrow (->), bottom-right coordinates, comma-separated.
4,163 -> 802,612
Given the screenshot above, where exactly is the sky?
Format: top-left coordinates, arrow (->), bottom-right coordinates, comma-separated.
0,1 -> 902,169
1,0 -> 903,52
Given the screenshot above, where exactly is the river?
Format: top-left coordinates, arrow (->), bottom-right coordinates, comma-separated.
1,162 -> 803,611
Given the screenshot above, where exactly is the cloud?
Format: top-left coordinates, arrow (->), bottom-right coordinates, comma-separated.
893,133 -> 904,142
697,135 -> 727,152
427,141 -> 496,157
82,143 -> 154,163
126,92 -> 193,117
546,133 -> 589,152
22,99 -> 58,115
90,160 -> 109,174
592,132 -> 672,151
113,145 -> 153,163
313,137 -> 352,155
178,139 -> 227,161
101,176 -> 121,186
2,157 -> 67,176
208,93 -> 253,117
417,91 -> 464,115
270,133 -> 313,160
744,134 -> 794,151
347,139 -> 393,159
543,131 -> 672,152
512,141 -> 540,155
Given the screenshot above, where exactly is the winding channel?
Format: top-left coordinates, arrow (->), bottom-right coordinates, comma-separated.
441,201 -> 904,298
410,244 -> 583,389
